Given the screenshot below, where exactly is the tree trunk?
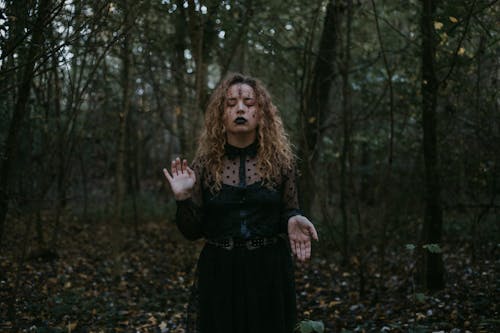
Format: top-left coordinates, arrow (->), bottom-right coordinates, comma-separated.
49,42 -> 65,254
371,0 -> 395,275
0,0 -> 28,91
339,0 -> 353,266
79,151 -> 89,221
299,0 -> 338,215
420,0 -> 445,291
0,0 -> 51,248
126,116 -> 140,236
186,0 -> 218,111
8,216 -> 33,325
112,0 -> 134,276
221,1 -> 253,76
174,0 -> 188,152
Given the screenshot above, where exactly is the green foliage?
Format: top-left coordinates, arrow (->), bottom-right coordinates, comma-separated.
422,244 -> 442,253
415,292 -> 426,303
407,326 -> 429,333
405,243 -> 442,254
405,244 -> 416,252
297,320 -> 325,333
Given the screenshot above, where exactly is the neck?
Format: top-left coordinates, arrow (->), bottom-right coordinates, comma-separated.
226,132 -> 257,148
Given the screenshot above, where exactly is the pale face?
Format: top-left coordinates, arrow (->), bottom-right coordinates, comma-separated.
223,83 -> 260,143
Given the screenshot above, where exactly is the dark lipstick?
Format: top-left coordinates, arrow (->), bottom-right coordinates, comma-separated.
235,117 -> 247,124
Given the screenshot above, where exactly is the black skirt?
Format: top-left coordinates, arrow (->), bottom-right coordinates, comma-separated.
186,236 -> 297,333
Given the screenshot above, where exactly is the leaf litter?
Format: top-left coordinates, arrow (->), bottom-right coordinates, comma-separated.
0,218 -> 498,332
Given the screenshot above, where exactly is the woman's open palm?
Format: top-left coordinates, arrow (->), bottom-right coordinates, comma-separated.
288,215 -> 319,262
163,158 -> 196,200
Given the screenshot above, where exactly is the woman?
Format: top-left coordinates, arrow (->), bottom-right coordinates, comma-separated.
163,73 -> 318,333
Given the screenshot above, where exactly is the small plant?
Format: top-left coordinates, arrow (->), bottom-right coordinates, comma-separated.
405,243 -> 443,331
422,243 -> 442,253
296,320 -> 324,333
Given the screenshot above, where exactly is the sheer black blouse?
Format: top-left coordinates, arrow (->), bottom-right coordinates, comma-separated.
175,141 -> 302,241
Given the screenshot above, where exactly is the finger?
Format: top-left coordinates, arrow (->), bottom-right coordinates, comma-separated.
290,239 -> 297,257
296,242 -> 301,261
304,240 -> 311,260
309,224 -> 319,241
182,159 -> 188,173
175,157 -> 183,175
299,242 -> 305,262
163,168 -> 173,182
171,160 -> 177,176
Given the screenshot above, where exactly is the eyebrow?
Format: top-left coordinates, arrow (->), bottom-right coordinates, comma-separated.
225,93 -> 255,101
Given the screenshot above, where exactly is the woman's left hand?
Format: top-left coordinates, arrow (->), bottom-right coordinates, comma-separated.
288,215 -> 319,262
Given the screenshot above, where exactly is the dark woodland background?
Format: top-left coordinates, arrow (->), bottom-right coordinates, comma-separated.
0,0 -> 499,332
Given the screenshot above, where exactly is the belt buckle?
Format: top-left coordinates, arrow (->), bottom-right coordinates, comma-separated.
222,238 -> 234,250
246,238 -> 262,250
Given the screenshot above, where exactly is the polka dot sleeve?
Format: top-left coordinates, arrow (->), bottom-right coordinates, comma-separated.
281,164 -> 304,232
175,161 -> 204,240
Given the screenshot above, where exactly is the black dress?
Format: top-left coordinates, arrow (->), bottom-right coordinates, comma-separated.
175,141 -> 302,333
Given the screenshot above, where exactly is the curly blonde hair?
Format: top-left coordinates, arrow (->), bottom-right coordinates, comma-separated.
195,73 -> 295,192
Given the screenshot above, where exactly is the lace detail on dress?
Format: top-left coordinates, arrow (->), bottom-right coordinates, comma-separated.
281,165 -> 299,213
175,161 -> 204,240
221,155 -> 262,186
222,141 -> 261,187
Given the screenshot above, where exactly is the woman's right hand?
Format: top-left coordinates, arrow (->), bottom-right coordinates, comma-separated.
163,157 -> 196,201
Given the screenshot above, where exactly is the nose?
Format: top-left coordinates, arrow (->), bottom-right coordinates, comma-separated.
236,100 -> 247,113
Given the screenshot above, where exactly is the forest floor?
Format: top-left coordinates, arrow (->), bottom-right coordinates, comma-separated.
0,216 -> 498,333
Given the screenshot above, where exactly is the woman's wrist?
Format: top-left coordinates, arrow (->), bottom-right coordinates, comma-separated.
286,209 -> 304,222
174,191 -> 193,201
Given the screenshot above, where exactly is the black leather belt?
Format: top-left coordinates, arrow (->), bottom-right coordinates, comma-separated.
206,237 -> 278,250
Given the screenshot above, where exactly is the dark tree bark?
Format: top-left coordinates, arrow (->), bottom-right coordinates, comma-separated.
186,0 -> 219,111
339,0 -> 353,266
420,0 -> 445,291
220,1 -> 253,75
299,0 -> 338,215
0,1 -> 28,99
49,41 -> 65,254
79,150 -> 89,222
173,0 -> 188,152
0,0 -> 52,247
112,0 -> 135,276
371,0 -> 395,273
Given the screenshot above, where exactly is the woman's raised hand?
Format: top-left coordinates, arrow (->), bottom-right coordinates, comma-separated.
163,157 -> 196,201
